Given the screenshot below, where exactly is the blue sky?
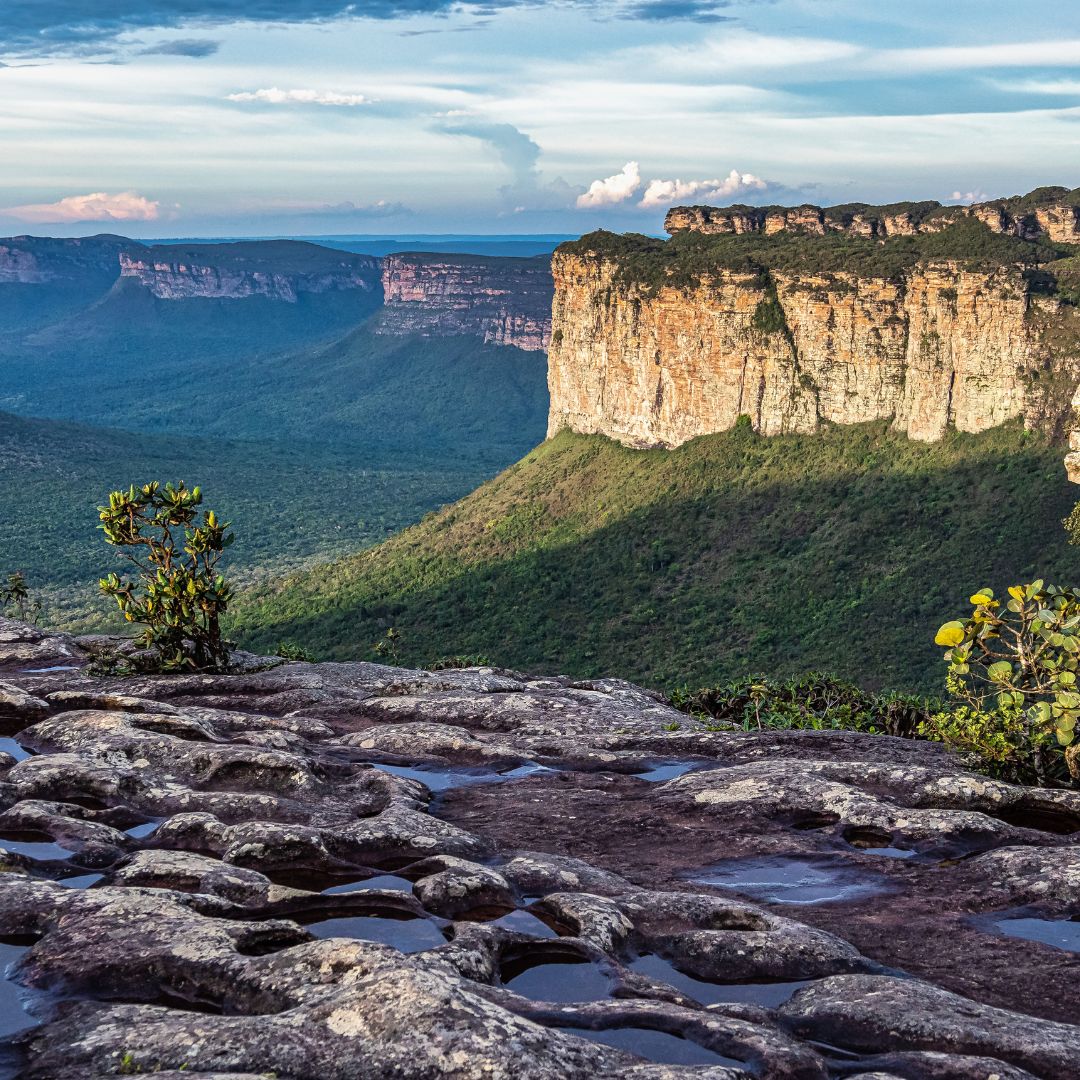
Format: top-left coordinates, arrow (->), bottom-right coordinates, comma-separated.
0,0 -> 1078,236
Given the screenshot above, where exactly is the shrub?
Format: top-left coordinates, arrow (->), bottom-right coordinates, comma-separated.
934,582 -> 1080,782
98,482 -> 234,672
1,572 -> 41,624
671,672 -> 933,737
428,653 -> 492,670
276,640 -> 317,662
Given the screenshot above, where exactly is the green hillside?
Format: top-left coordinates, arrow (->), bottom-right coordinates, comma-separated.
229,421 -> 1080,694
0,411 -> 493,629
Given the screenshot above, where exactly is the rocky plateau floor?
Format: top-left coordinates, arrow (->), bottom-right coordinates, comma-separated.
0,616 -> 1077,1079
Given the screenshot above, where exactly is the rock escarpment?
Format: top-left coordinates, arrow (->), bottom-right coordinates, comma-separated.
0,236 -> 136,286
0,616 -> 1077,1077
118,242 -> 382,302
665,186 -> 1080,243
376,252 -> 553,351
550,194 -> 1080,447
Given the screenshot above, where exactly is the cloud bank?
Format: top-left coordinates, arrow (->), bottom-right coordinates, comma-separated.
1,191 -> 160,224
227,88 -> 371,107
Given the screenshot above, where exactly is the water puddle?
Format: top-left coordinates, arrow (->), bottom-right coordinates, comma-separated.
0,741 -> 31,763
689,856 -> 891,905
630,762 -> 701,783
0,939 -> 39,1038
501,953 -> 611,1002
55,873 -> 104,890
19,666 -> 79,675
862,846 -> 916,860
371,761 -> 551,792
629,953 -> 810,1007
124,821 -> 161,840
304,914 -> 446,953
569,1027 -> 742,1067
991,914 -> 1080,953
487,910 -> 562,938
0,833 -> 73,862
322,874 -> 414,895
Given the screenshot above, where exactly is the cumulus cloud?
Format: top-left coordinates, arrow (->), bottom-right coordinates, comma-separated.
139,38 -> 220,57
639,169 -> 766,208
576,162 -> 642,208
227,87 -> 371,107
1,191 -> 160,224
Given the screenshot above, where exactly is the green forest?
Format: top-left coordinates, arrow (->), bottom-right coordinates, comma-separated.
229,420 -> 1080,696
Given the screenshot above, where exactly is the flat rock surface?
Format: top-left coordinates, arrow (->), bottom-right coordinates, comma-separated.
0,616 -> 1076,1079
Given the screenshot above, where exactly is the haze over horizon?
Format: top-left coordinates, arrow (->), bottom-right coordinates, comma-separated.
1,0 -> 1078,238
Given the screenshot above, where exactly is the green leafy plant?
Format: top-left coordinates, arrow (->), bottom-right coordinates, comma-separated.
98,482 -> 234,673
275,640 -> 317,662
372,626 -> 402,665
1,571 -> 41,624
428,653 -> 492,670
934,582 -> 1080,781
671,672 -> 933,737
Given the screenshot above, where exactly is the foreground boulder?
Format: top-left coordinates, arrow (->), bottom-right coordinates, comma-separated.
0,617 -> 1075,1078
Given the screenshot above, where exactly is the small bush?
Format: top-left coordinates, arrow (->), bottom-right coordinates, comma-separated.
428,654 -> 492,670
276,640 -> 317,662
98,482 -> 234,673
671,672 -> 934,737
1,572 -> 41,624
933,582 -> 1080,782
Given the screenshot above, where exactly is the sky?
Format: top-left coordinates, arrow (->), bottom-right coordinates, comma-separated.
0,0 -> 1077,236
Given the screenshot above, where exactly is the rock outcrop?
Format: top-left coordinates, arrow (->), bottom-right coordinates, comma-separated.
118,242 -> 382,303
549,203 -> 1080,447
375,253 -> 553,351
0,616 -> 1077,1077
665,186 -> 1080,243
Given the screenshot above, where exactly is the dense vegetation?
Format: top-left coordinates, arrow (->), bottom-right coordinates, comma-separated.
563,217 -> 1075,295
0,410 -> 495,629
229,421 -> 1079,695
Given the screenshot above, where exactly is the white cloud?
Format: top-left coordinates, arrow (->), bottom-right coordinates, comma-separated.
1,191 -> 160,223
995,78 -> 1080,95
871,40 -> 1080,73
576,161 -> 641,208
226,87 -> 371,107
640,169 -> 766,208
949,189 -> 990,205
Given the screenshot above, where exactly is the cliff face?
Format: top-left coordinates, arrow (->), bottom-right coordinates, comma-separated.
375,253 -> 552,351
548,246 -> 1080,447
0,235 -> 137,285
118,242 -> 381,302
665,186 -> 1080,243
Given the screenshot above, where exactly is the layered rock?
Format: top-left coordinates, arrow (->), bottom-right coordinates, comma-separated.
118,242 -> 381,302
548,248 -> 1080,447
665,187 -> 1080,243
375,253 -> 553,351
0,616 -> 1078,1076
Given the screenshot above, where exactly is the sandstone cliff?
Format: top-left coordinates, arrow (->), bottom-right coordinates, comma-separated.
375,252 -> 553,351
550,201 -> 1080,447
119,241 -> 381,302
665,185 -> 1080,244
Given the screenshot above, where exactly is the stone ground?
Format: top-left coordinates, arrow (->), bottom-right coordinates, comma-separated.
0,615 -> 1077,1079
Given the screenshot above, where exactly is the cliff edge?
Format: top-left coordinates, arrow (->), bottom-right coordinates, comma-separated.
550,187 -> 1080,447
